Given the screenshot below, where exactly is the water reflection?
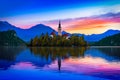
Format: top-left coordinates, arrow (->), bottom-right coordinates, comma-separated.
0,47 -> 26,61
0,47 -> 120,80
30,47 -> 86,71
58,56 -> 61,71
97,47 -> 120,59
85,47 -> 120,62
0,47 -> 26,70
30,47 -> 86,60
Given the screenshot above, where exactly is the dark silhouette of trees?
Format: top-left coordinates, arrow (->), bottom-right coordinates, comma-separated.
91,33 -> 120,46
28,33 -> 88,47
0,30 -> 26,46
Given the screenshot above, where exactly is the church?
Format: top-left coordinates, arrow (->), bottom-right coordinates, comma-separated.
50,21 -> 69,39
58,21 -> 62,36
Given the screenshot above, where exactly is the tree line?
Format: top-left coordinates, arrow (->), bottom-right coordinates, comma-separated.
28,33 -> 88,47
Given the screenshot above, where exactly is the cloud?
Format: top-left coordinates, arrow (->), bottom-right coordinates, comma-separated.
102,5 -> 120,14
42,12 -> 120,34
1,4 -> 120,34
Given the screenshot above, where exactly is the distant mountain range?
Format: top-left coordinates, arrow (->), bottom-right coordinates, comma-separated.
73,29 -> 120,42
0,21 -> 120,42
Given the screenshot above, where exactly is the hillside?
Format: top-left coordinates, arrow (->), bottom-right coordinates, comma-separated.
0,30 -> 26,46
91,33 -> 120,46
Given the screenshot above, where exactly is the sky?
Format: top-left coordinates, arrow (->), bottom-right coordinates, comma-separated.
0,0 -> 120,34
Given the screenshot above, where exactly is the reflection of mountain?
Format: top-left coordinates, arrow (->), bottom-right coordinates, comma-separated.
98,48 -> 120,59
85,47 -> 120,61
0,47 -> 86,70
0,47 -> 120,71
0,47 -> 26,70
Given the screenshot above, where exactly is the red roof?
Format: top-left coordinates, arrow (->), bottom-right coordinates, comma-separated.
51,31 -> 55,35
63,34 -> 68,37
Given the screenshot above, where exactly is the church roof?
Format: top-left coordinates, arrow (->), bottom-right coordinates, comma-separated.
63,33 -> 69,37
50,31 -> 55,35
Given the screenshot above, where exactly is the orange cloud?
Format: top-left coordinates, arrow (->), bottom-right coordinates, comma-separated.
65,18 -> 112,30
42,16 -> 120,34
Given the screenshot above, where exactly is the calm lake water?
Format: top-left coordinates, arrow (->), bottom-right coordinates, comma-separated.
0,47 -> 120,80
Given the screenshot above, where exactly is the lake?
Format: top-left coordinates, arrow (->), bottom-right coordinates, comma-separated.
0,47 -> 120,80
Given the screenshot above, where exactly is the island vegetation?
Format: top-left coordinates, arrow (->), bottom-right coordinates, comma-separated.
28,33 -> 88,47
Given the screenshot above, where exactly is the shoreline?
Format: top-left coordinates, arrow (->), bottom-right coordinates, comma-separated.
90,46 -> 120,48
0,46 -> 120,48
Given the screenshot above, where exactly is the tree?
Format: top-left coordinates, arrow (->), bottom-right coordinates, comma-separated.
32,36 -> 39,46
29,33 -> 88,47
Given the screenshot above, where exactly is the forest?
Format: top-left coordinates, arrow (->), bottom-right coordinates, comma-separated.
28,33 -> 88,47
91,33 -> 120,46
0,30 -> 26,46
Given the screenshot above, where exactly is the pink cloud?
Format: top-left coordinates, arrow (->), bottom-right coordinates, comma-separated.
42,13 -> 120,33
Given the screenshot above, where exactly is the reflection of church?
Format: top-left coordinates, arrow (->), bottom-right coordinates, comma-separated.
58,56 -> 61,71
50,21 -> 69,39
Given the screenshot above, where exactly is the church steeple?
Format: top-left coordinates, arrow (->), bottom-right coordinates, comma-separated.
58,20 -> 62,36
58,20 -> 61,28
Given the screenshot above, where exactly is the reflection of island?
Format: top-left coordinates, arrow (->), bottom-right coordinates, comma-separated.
1,47 -> 120,71
29,47 -> 120,71
30,47 -> 86,70
41,48 -> 120,80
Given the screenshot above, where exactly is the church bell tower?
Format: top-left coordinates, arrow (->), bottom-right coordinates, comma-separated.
58,21 -> 62,36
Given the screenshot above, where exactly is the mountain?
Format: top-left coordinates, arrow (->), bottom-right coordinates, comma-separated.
0,21 -> 71,42
21,24 -> 57,41
0,30 -> 26,46
91,33 -> 120,46
0,21 -> 56,42
0,21 -> 18,30
0,21 -> 120,42
73,29 -> 120,42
